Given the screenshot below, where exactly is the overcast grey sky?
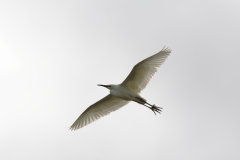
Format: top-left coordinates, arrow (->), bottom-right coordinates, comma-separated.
1,0 -> 240,160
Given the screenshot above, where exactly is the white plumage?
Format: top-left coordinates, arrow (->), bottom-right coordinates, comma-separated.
70,47 -> 171,130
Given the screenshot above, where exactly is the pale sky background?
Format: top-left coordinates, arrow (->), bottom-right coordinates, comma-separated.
1,0 -> 240,160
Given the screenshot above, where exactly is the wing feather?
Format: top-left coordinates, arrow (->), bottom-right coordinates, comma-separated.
70,94 -> 129,130
121,47 -> 171,93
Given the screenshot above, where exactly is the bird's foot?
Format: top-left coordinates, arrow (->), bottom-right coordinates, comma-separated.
150,104 -> 162,115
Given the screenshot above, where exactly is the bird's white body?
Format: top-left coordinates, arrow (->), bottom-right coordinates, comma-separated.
70,47 -> 171,130
109,84 -> 145,103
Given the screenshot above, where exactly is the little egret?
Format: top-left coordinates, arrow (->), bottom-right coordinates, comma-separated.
70,47 -> 171,130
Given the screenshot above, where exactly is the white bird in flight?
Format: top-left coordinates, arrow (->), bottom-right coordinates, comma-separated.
70,47 -> 171,130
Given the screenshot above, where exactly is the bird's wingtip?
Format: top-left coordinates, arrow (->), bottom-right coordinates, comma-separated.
161,46 -> 171,52
69,126 -> 76,131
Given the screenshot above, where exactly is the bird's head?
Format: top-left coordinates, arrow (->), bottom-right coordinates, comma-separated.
97,84 -> 112,90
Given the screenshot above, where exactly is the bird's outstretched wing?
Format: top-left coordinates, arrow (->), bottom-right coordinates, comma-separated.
121,47 -> 171,93
70,94 -> 129,130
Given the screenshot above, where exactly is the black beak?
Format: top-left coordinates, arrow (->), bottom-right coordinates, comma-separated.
97,84 -> 108,88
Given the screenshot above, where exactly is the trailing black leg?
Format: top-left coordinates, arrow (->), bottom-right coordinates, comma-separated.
145,102 -> 162,115
135,97 -> 162,115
